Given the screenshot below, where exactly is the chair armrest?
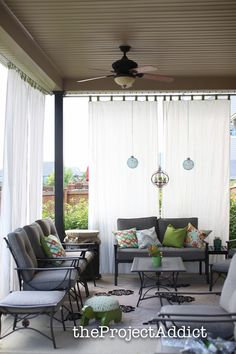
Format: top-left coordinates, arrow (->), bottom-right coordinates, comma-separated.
62,248 -> 90,252
226,239 -> 236,250
15,266 -> 75,271
154,290 -> 221,296
63,242 -> 95,247
37,256 -> 84,261
157,312 -> 235,318
146,315 -> 236,325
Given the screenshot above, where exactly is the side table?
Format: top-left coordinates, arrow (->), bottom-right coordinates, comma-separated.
65,229 -> 101,279
208,245 -> 228,258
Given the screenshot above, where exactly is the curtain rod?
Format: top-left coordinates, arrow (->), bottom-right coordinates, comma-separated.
7,62 -> 50,95
65,93 -> 232,101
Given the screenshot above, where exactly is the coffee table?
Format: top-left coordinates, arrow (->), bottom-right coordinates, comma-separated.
131,257 -> 186,307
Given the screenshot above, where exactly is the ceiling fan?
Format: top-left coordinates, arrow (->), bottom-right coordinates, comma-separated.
77,45 -> 174,89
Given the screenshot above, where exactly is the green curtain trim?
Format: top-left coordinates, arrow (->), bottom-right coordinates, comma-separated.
7,62 -> 51,95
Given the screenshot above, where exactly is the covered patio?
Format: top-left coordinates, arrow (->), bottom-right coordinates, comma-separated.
0,0 -> 236,353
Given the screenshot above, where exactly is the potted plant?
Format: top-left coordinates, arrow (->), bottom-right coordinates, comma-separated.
148,244 -> 162,267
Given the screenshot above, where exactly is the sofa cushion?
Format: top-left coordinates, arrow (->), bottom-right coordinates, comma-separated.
158,217 -> 198,243
117,247 -> 205,261
113,228 -> 138,248
23,223 -> 46,259
162,225 -> 187,248
23,268 -> 78,291
212,259 -> 231,273
36,218 -> 58,237
136,227 -> 162,249
159,304 -> 234,339
117,217 -> 158,235
220,254 -> 236,312
0,290 -> 66,313
160,247 -> 205,261
7,229 -> 38,282
117,248 -> 150,261
228,248 -> 236,258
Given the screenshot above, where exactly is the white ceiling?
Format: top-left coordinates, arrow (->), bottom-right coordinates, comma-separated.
0,0 -> 236,92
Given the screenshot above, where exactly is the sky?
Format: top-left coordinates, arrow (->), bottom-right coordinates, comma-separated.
44,95 -> 89,171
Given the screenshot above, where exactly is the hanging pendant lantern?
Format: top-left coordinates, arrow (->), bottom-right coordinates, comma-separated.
127,101 -> 138,169
183,100 -> 194,170
151,166 -> 169,188
127,155 -> 139,169
183,157 -> 194,170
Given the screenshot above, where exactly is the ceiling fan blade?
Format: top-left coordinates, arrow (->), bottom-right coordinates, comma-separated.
131,65 -> 157,74
77,75 -> 113,83
142,73 -> 174,83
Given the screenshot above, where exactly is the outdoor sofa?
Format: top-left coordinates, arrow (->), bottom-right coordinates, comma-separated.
114,216 -> 209,285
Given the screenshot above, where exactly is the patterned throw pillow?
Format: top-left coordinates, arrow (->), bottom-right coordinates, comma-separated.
184,223 -> 212,248
113,228 -> 138,248
41,235 -> 66,264
136,227 -> 162,249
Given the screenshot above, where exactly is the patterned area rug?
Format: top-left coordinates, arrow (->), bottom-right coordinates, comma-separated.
160,293 -> 195,304
119,305 -> 135,313
94,289 -> 135,312
95,289 -> 134,296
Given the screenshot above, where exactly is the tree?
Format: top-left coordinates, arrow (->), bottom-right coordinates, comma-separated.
46,167 -> 74,187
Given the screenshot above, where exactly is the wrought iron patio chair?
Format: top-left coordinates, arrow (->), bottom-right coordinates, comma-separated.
5,228 -> 80,325
36,218 -> 96,291
147,254 -> 236,340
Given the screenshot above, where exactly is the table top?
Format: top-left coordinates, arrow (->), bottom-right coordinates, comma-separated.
208,245 -> 228,254
131,257 -> 186,273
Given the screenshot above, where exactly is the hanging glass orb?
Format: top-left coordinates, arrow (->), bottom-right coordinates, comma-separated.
127,155 -> 138,169
183,157 -> 194,170
151,166 -> 169,188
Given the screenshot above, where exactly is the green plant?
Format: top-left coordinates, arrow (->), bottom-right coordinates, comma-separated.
64,198 -> 88,230
42,198 -> 88,230
42,199 -> 55,220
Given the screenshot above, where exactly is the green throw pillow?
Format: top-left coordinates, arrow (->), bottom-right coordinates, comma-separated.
163,224 -> 187,248
41,234 -> 66,265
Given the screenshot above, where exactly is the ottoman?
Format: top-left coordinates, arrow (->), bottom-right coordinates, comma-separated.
0,290 -> 67,348
81,296 -> 122,326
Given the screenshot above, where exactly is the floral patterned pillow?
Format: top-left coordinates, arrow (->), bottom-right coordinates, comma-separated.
184,223 -> 212,248
113,228 -> 138,248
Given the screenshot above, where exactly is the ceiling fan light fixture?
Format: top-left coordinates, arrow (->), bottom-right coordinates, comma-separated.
114,75 -> 135,89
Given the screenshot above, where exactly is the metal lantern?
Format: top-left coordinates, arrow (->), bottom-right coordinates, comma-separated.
151,166 -> 169,218
151,166 -> 169,188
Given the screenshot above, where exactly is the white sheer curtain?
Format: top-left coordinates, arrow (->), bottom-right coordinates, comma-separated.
0,69 -> 45,299
162,100 -> 230,244
88,101 -> 159,273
